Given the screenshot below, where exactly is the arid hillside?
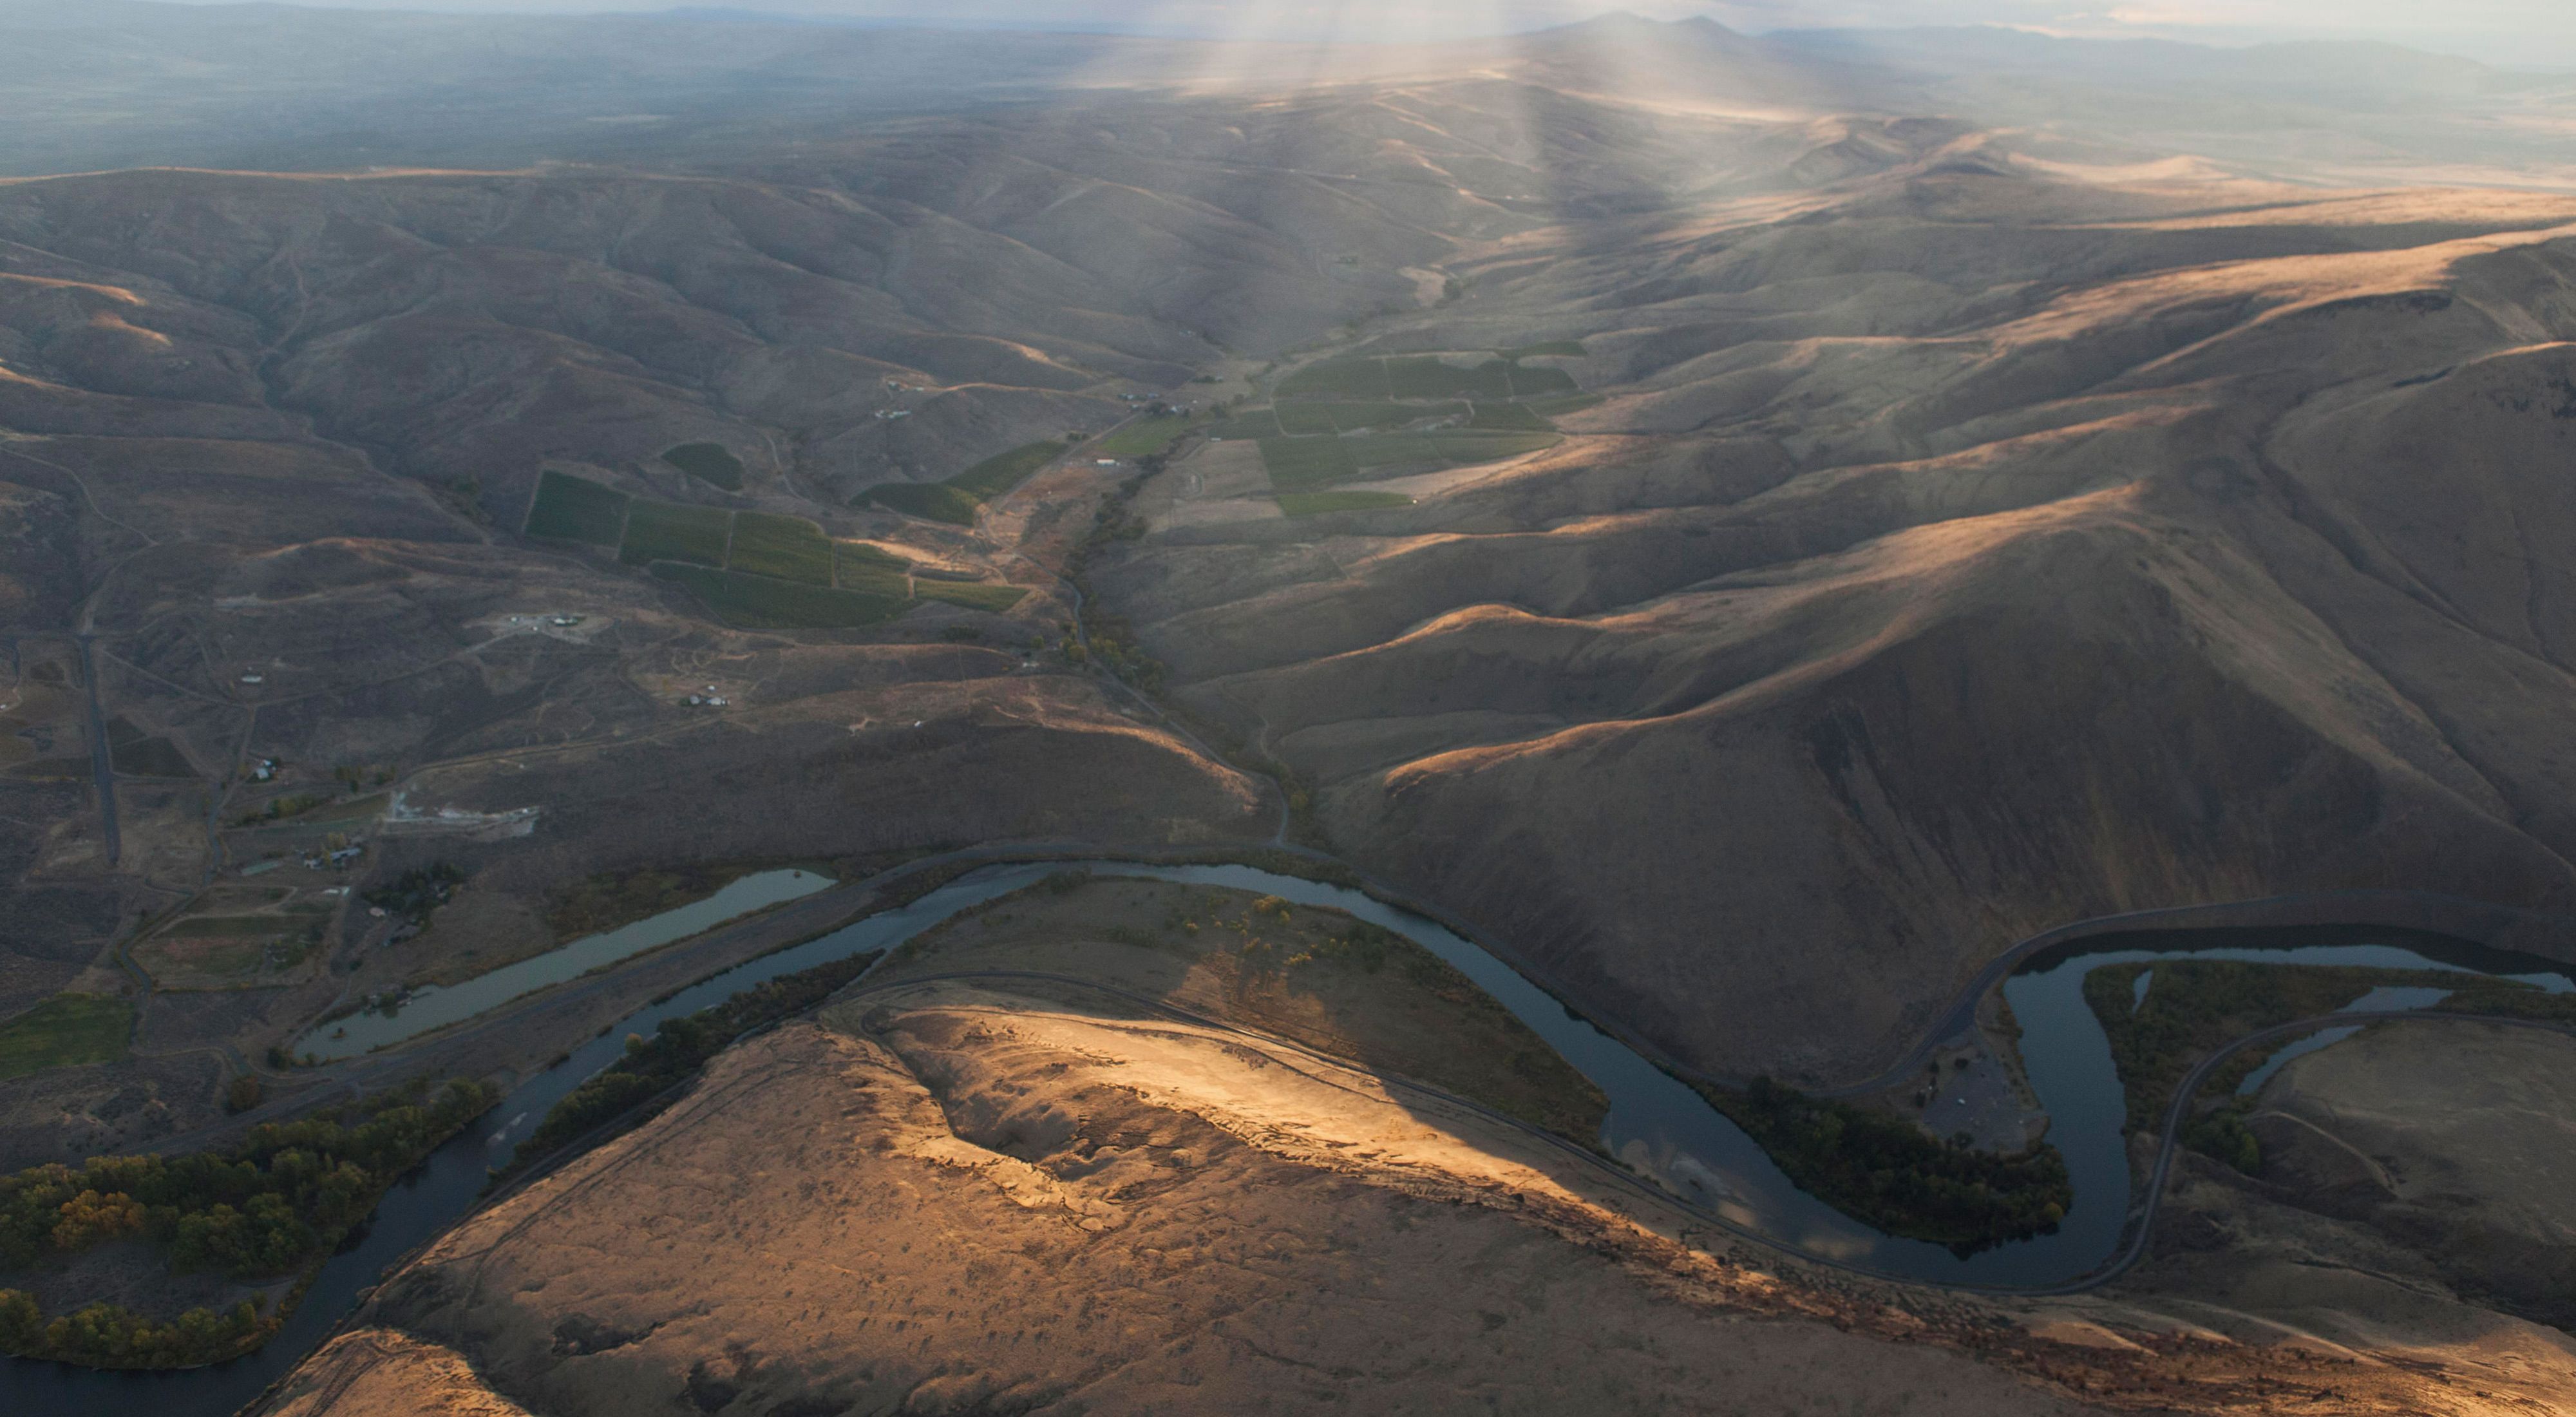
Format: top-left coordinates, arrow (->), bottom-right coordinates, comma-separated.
5,19 -> 2576,1159
3,13 -> 2575,1413
1095,154 -> 2576,1083
0,58 -> 1853,1165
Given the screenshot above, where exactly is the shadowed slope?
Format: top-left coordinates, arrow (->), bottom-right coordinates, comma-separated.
1101,166 -> 2576,1083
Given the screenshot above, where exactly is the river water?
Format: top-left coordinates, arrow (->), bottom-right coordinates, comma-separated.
1998,933 -> 2573,1296
290,869 -> 834,1062
10,866 -> 2573,1414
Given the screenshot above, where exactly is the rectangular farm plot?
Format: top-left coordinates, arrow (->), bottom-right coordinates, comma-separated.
947,440 -> 1064,500
1387,356 -> 1516,401
1277,401 -> 1469,435
654,564 -> 911,629
865,482 -> 981,526
619,499 -> 732,567
1466,401 -> 1555,430
1092,417 -> 1192,459
1276,357 -> 1390,399
0,994 -> 132,1080
727,511 -> 835,585
303,792 -> 389,826
526,470 -> 630,546
1203,410 -> 1283,440
1271,403 -> 1343,437
106,719 -> 194,778
137,918 -> 316,983
1283,354 -> 1578,403
834,542 -> 912,598
661,442 -> 745,491
916,581 -> 1030,613
1257,437 -> 1359,491
1347,435 -> 1454,470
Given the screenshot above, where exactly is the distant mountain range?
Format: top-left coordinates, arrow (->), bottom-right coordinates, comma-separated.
1,3 -> 2569,182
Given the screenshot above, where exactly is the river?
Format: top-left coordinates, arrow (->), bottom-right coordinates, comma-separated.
289,869 -> 835,1063
9,864 -> 2571,1414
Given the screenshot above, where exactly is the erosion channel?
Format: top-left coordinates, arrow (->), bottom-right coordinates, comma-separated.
10,862 -> 2572,1415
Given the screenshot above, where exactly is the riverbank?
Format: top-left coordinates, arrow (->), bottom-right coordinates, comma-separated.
14,848 -> 2576,1414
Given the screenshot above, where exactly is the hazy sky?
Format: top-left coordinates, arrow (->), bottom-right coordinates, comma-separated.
135,1 -> 2571,68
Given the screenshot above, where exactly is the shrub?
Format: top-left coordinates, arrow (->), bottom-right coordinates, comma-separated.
1698,1077 -> 2072,1255
0,1079 -> 493,1367
362,862 -> 465,926
2183,1101 -> 2262,1175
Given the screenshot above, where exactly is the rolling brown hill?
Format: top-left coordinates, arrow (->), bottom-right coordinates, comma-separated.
1,13 -> 2573,1414
1097,150 -> 2576,1083
2,12 -> 2573,1148
0,60 -> 1815,1163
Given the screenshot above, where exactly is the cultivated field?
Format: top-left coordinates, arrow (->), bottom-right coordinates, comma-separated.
0,996 -> 131,1081
659,442 -> 744,491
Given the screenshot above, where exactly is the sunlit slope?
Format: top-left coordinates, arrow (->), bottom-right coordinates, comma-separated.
1101,168 -> 2576,1084
294,1000 -> 2093,1417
